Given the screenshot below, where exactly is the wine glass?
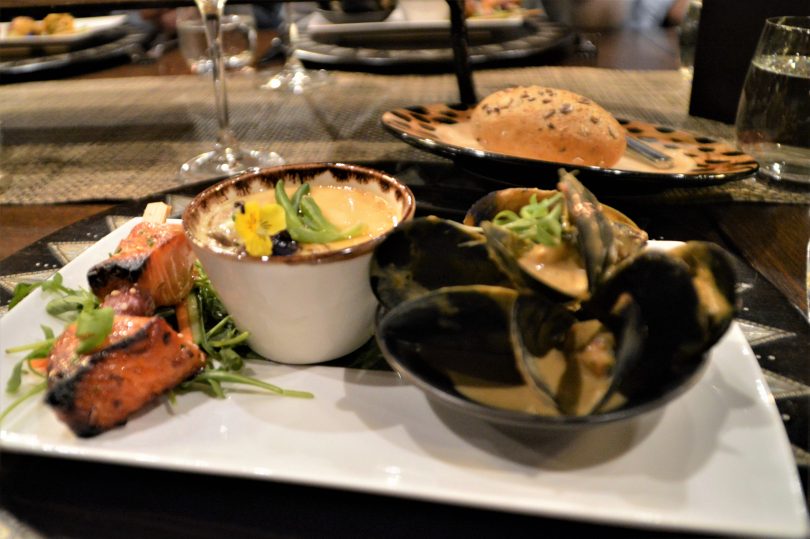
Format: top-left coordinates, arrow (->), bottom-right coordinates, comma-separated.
260,2 -> 329,94
180,0 -> 284,182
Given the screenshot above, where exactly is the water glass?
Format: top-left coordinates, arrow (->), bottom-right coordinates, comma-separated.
178,6 -> 258,73
735,16 -> 810,186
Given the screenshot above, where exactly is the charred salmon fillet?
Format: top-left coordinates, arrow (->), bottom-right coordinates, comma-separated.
87,222 -> 195,308
46,315 -> 205,437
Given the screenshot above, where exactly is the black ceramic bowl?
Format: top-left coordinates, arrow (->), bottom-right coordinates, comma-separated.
317,0 -> 398,23
374,291 -> 712,432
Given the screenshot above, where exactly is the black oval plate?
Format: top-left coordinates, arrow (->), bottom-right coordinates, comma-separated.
381,102 -> 759,190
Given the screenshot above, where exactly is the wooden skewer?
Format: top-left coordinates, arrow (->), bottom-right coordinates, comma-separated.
142,202 -> 171,224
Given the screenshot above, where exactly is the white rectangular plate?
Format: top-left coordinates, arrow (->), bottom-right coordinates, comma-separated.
0,218 -> 807,538
306,7 -> 523,39
0,15 -> 127,46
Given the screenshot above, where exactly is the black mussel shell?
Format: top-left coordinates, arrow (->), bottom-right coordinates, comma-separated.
556,173 -> 648,270
587,241 -> 737,400
558,172 -> 617,294
670,242 -> 737,346
510,293 -> 576,409
463,188 -> 559,227
376,285 -> 536,424
370,216 -> 512,310
511,292 -> 645,416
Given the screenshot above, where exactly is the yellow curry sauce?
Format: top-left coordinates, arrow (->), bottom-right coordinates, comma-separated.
202,184 -> 400,255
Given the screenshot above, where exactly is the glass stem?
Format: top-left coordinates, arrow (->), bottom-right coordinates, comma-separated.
201,6 -> 241,162
284,3 -> 304,71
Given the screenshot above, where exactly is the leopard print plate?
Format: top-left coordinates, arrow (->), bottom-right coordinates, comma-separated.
381,103 -> 758,188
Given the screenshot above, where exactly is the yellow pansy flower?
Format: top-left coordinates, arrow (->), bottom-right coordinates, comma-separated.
234,201 -> 287,257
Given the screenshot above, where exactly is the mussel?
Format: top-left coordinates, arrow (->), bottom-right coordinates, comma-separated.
372,174 -> 737,424
463,173 -> 648,302
584,241 -> 737,401
370,216 -> 512,310
377,285 -> 563,418
511,292 -> 644,416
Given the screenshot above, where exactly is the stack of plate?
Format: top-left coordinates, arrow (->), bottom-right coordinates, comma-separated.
295,7 -> 576,71
0,15 -> 147,80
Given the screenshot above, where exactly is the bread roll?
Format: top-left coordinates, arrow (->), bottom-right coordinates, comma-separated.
471,86 -> 626,167
8,16 -> 41,36
42,13 -> 75,35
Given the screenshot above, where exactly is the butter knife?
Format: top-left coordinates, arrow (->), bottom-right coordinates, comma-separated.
626,136 -> 674,169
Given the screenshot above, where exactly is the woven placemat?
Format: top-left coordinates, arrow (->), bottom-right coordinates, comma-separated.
1,67 -> 808,204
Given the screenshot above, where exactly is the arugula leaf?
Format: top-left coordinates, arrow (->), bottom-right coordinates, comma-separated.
192,370 -> 313,399
8,273 -> 73,311
5,360 -> 25,394
193,261 -> 227,322
5,325 -> 56,361
74,307 -> 114,354
8,282 -> 42,310
0,382 -> 47,424
41,325 -> 55,340
40,272 -> 64,293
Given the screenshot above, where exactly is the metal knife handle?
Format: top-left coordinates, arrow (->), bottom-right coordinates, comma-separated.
626,136 -> 674,169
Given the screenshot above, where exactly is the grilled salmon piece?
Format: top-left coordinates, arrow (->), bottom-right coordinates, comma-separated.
46,315 -> 205,437
87,222 -> 195,308
100,287 -> 156,316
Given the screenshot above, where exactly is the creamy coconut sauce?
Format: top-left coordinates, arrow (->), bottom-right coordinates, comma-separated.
452,319 -> 626,417
518,242 -> 588,299
201,184 -> 400,255
449,371 -> 562,416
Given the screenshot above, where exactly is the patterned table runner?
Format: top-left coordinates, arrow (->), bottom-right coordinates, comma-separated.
1,67 -> 808,204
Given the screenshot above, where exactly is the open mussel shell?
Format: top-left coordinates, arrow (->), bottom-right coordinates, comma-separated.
557,172 -> 648,292
478,220 -> 585,301
587,241 -> 737,400
376,285 -> 537,427
463,175 -> 647,302
463,187 -> 559,227
511,293 -> 645,416
670,241 -> 737,346
375,285 -> 696,430
370,216 -> 512,310
463,181 -> 641,233
558,173 -> 616,294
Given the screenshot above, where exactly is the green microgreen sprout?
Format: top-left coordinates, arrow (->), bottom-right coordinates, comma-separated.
275,180 -> 365,244
492,193 -> 564,246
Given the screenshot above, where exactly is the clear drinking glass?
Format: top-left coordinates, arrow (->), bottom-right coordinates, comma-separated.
260,2 -> 329,94
180,0 -> 284,182
735,16 -> 810,186
177,5 -> 258,74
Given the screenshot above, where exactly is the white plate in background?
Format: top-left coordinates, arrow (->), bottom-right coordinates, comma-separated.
306,6 -> 523,39
0,218 -> 807,538
0,15 -> 128,46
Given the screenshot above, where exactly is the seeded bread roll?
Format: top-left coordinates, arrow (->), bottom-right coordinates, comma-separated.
471,86 -> 626,167
8,16 -> 41,36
